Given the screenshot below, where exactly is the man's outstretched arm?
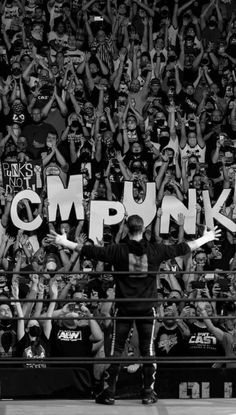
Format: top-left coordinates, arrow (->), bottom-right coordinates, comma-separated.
187,226 -> 221,251
48,230 -> 79,251
47,230 -> 116,263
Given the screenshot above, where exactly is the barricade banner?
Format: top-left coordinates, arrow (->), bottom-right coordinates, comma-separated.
0,368 -> 236,399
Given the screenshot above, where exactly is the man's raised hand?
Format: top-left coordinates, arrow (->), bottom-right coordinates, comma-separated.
204,226 -> 221,242
47,230 -> 68,247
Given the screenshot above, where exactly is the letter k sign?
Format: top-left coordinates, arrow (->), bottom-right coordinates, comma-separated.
203,189 -> 236,233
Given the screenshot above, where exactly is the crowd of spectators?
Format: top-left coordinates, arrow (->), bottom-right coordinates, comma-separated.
0,0 -> 236,395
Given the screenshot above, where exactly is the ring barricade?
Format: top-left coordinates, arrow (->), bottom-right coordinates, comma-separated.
0,270 -> 236,399
1,356 -> 236,364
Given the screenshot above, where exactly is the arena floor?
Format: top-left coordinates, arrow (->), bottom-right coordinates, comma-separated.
0,399 -> 236,415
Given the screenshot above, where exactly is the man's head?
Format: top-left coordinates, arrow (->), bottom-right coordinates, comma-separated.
185,36 -> 194,49
155,37 -> 164,50
212,109 -> 222,124
196,301 -> 214,318
118,2 -> 127,15
60,222 -> 71,235
31,107 -> 42,124
192,173 -> 202,189
46,132 -> 58,148
17,136 -> 27,152
83,101 -> 94,117
0,303 -> 13,319
129,79 -> 141,93
208,15 -> 218,30
127,114 -> 137,131
187,131 -> 197,147
0,300 -> 13,328
26,319 -> 41,338
194,250 -> 207,266
185,82 -> 194,95
56,21 -> 66,35
96,30 -> 106,44
34,6 -> 43,20
131,142 -> 142,154
12,61 -> 22,78
45,253 -> 58,271
89,61 -> 99,77
127,215 -> 144,236
210,83 -> 220,96
150,78 -> 161,95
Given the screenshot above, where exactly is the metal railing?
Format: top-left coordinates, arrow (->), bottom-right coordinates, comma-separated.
0,270 -> 235,365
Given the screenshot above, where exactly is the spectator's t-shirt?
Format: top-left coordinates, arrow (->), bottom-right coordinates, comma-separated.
50,323 -> 93,358
1,4 -> 20,31
48,31 -> 69,57
44,108 -> 66,139
155,324 -> 188,367
180,144 -> 206,163
16,332 -> 50,368
186,323 -> 224,366
176,91 -> 198,114
34,84 -> 54,109
5,107 -> 30,128
202,27 -> 222,49
0,322 -> 17,358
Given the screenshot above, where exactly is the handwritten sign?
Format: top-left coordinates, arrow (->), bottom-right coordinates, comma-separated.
2,161 -> 43,195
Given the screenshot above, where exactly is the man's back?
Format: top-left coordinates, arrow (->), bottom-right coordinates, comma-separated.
81,240 -> 190,313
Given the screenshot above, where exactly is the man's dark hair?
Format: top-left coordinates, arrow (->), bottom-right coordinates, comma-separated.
127,215 -> 144,235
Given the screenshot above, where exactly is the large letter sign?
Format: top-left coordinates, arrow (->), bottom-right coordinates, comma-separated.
47,175 -> 84,222
160,189 -> 197,234
122,181 -> 156,227
203,189 -> 236,232
8,177 -> 236,236
10,189 -> 42,231
89,201 -> 125,243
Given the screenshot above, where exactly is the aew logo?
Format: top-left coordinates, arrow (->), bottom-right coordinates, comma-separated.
58,330 -> 82,341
